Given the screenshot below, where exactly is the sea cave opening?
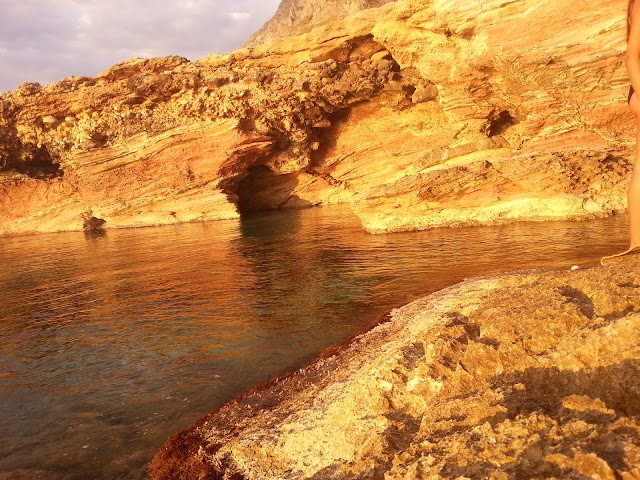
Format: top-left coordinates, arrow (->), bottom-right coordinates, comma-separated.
236,165 -> 310,215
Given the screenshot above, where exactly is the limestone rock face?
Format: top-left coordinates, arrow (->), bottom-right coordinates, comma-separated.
150,256 -> 640,479
0,0 -> 635,235
0,120 -> 272,234
0,24 -> 392,234
352,0 -> 633,233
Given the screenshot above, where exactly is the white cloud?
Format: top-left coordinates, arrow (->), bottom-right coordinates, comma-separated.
0,0 -> 281,92
78,12 -> 92,27
229,11 -> 251,21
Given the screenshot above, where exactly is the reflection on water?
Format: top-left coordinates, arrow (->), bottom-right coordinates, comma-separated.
0,206 -> 629,479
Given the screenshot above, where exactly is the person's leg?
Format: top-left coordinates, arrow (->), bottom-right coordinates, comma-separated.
629,94 -> 640,247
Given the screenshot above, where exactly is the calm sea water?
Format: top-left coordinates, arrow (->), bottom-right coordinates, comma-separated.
0,206 -> 629,479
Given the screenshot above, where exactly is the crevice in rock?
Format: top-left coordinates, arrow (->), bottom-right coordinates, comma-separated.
484,109 -> 516,137
402,84 -> 417,97
558,285 -> 595,319
445,311 -> 481,340
307,169 -> 344,188
495,361 -> 640,418
309,107 -> 353,169
0,125 -> 63,179
7,147 -> 62,179
595,305 -> 637,329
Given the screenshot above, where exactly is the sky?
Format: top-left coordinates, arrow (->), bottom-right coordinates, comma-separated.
0,0 -> 282,92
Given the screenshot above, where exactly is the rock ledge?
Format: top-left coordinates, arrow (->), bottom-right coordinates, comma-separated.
150,256 -> 640,479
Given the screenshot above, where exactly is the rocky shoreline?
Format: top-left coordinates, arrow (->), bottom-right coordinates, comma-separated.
150,256 -> 640,479
3,0 -> 639,477
0,0 -> 635,236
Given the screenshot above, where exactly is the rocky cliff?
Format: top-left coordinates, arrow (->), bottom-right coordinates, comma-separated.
150,257 -> 640,479
0,0 -> 634,235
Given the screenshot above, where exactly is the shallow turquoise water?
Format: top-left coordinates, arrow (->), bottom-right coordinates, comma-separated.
0,206 -> 629,479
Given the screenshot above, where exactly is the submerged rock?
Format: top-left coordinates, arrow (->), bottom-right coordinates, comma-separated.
150,256 -> 640,479
81,212 -> 106,231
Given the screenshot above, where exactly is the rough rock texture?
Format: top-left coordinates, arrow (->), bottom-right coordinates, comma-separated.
150,257 -> 640,479
0,25 -> 391,234
0,0 -> 635,235
0,119 -> 271,233
351,0 -> 634,233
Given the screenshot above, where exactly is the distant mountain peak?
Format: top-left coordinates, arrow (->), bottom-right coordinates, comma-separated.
246,0 -> 398,46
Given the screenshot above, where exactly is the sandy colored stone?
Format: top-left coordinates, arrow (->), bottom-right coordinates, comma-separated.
545,453 -> 617,480
0,120 -> 273,234
150,256 -> 640,479
0,0 -> 636,235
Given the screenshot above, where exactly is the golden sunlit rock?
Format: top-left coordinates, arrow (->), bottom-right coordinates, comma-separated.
150,255 -> 640,479
0,0 -> 633,235
3,0 -> 637,476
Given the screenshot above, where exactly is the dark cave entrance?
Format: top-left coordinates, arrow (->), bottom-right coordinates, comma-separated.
485,110 -> 516,137
236,165 -> 312,215
0,144 -> 62,179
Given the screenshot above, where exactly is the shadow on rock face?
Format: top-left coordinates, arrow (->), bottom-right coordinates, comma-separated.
0,125 -> 63,180
435,360 -> 640,478
495,360 -> 640,418
236,165 -> 313,214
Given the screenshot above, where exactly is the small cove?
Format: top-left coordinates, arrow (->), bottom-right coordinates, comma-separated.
0,206 -> 630,479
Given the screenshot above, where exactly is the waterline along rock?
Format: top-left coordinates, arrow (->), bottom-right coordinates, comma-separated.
0,0 -> 634,235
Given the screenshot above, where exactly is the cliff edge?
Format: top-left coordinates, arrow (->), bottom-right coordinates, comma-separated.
150,257 -> 640,479
0,0 -> 635,235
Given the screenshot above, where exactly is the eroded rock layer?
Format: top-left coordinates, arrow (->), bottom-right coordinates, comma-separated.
150,257 -> 640,479
0,0 -> 635,235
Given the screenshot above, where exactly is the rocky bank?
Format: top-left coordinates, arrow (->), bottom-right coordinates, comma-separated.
150,257 -> 640,479
0,0 -> 635,235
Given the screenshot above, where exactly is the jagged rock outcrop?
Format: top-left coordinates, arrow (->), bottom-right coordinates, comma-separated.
0,0 -> 634,235
150,256 -> 640,479
0,21 -> 393,234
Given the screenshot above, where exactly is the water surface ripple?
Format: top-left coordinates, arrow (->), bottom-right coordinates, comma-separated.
0,206 -> 628,479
